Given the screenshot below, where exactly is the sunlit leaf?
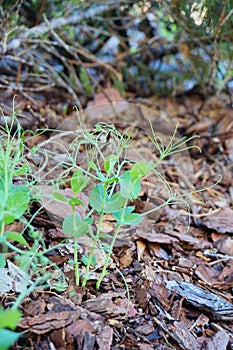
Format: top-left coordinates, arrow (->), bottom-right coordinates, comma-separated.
0,308 -> 21,329
105,177 -> 119,186
120,171 -> 141,199
53,192 -> 69,203
130,160 -> 153,177
69,198 -> 84,206
89,161 -> 97,171
71,169 -> 89,193
3,186 -> 30,225
5,232 -> 29,247
104,155 -> 118,176
101,242 -> 111,253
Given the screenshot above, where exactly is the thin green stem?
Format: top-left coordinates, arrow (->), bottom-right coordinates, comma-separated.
0,222 -> 5,237
82,210 -> 105,286
96,222 -> 122,290
81,239 -> 97,286
96,200 -> 128,290
73,236 -> 79,286
72,204 -> 80,286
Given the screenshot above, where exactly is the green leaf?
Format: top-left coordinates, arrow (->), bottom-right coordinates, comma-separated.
89,184 -> 106,210
69,198 -> 84,206
120,171 -> 141,200
98,232 -> 113,239
71,170 -> 89,193
105,176 -> 119,185
0,329 -> 21,350
62,215 -> 93,238
120,213 -> 143,225
3,186 -> 30,225
53,192 -> 69,203
130,160 -> 153,177
89,184 -> 126,213
89,161 -> 97,171
104,192 -> 126,213
113,206 -> 134,219
0,308 -> 21,329
5,232 -> 29,247
104,155 -> 118,176
113,206 -> 143,225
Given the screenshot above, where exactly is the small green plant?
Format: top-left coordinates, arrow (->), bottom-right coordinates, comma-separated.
0,102 -> 31,263
0,98 -> 222,348
0,106 -> 32,349
0,102 -> 68,349
54,174 -> 94,286
43,120 -> 207,290
87,158 -> 152,289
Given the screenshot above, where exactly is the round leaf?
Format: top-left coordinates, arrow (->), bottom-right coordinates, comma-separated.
89,184 -> 126,213
62,214 -> 93,238
4,186 -> 30,224
71,170 -> 89,193
120,171 -> 141,200
104,154 -> 118,176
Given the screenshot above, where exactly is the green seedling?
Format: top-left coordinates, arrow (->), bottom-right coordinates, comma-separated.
54,169 -> 93,286
0,106 -> 33,349
39,118 -> 221,291
49,124 -> 160,288
0,101 -> 70,349
85,159 -> 155,288
0,100 -> 31,262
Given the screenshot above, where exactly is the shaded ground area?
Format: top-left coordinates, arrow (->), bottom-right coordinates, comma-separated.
1,88 -> 233,349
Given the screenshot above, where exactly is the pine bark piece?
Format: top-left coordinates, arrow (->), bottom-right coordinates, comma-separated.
201,208 -> 233,234
167,281 -> 233,320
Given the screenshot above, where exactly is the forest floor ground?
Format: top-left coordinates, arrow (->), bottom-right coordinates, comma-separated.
1,87 -> 233,350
